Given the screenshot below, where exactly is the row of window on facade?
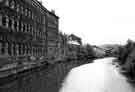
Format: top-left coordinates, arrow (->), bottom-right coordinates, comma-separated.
0,14 -> 44,39
3,0 -> 45,24
0,41 -> 44,57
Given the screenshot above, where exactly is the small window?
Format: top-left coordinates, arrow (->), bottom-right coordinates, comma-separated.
11,19 -> 14,30
23,23 -> 25,32
28,10 -> 31,18
2,16 -> 6,26
25,23 -> 27,32
16,21 -> 19,31
0,14 -> 2,26
5,0 -> 9,6
1,42 -> 5,55
16,4 -> 20,12
21,6 -> 24,14
21,23 -> 23,32
19,22 -> 21,31
10,0 -> 15,9
8,42 -> 12,56
14,20 -> 17,30
27,24 -> 29,32
25,9 -> 27,16
32,13 -> 34,19
8,18 -> 12,28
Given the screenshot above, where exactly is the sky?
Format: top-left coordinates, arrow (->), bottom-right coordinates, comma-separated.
41,0 -> 135,45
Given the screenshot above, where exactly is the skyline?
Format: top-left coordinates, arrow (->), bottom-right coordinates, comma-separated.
41,0 -> 135,45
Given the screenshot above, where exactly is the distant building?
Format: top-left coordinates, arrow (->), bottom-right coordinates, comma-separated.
68,34 -> 82,45
93,46 -> 106,58
67,34 -> 82,60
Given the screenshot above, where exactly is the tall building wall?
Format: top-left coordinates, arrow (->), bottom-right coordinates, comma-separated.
0,0 -> 47,66
46,10 -> 59,59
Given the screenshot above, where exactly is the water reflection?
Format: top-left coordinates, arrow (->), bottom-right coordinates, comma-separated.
0,62 -> 75,92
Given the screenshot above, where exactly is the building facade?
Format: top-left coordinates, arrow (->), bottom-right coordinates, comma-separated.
0,0 -> 47,66
46,10 -> 59,60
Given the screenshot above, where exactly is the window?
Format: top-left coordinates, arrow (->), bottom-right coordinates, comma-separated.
11,19 -> 14,30
28,10 -> 31,18
28,24 -> 31,33
2,16 -> 6,26
25,23 -> 27,32
0,14 -> 2,26
10,0 -> 15,9
19,22 -> 21,32
30,25 -> 32,33
21,23 -> 24,32
18,43 -> 21,55
0,41 -> 2,54
27,24 -> 29,32
23,23 -> 25,32
5,0 -> 9,7
14,20 -> 17,30
8,42 -> 12,56
16,44 -> 19,55
21,6 -> 24,14
32,13 -> 34,19
8,18 -> 12,28
25,9 -> 28,16
16,4 -> 20,12
1,42 -> 5,55
0,0 -> 3,3
5,42 -> 8,55
5,16 -> 9,28
16,21 -> 19,32
13,43 -> 16,56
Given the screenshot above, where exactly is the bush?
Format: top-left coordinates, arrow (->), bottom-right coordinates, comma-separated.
117,39 -> 135,83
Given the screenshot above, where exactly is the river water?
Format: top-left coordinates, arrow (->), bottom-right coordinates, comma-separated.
0,62 -> 77,92
59,57 -> 135,92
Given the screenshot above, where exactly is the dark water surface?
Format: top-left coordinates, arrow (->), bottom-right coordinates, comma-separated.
0,62 -> 77,92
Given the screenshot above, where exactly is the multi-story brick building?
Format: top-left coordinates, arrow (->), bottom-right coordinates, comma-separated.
46,10 -> 59,60
57,32 -> 68,60
0,0 -> 47,66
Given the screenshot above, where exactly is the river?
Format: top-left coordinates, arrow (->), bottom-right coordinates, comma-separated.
0,62 -> 77,92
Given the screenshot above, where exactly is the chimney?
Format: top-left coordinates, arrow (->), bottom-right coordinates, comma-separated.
51,9 -> 55,14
